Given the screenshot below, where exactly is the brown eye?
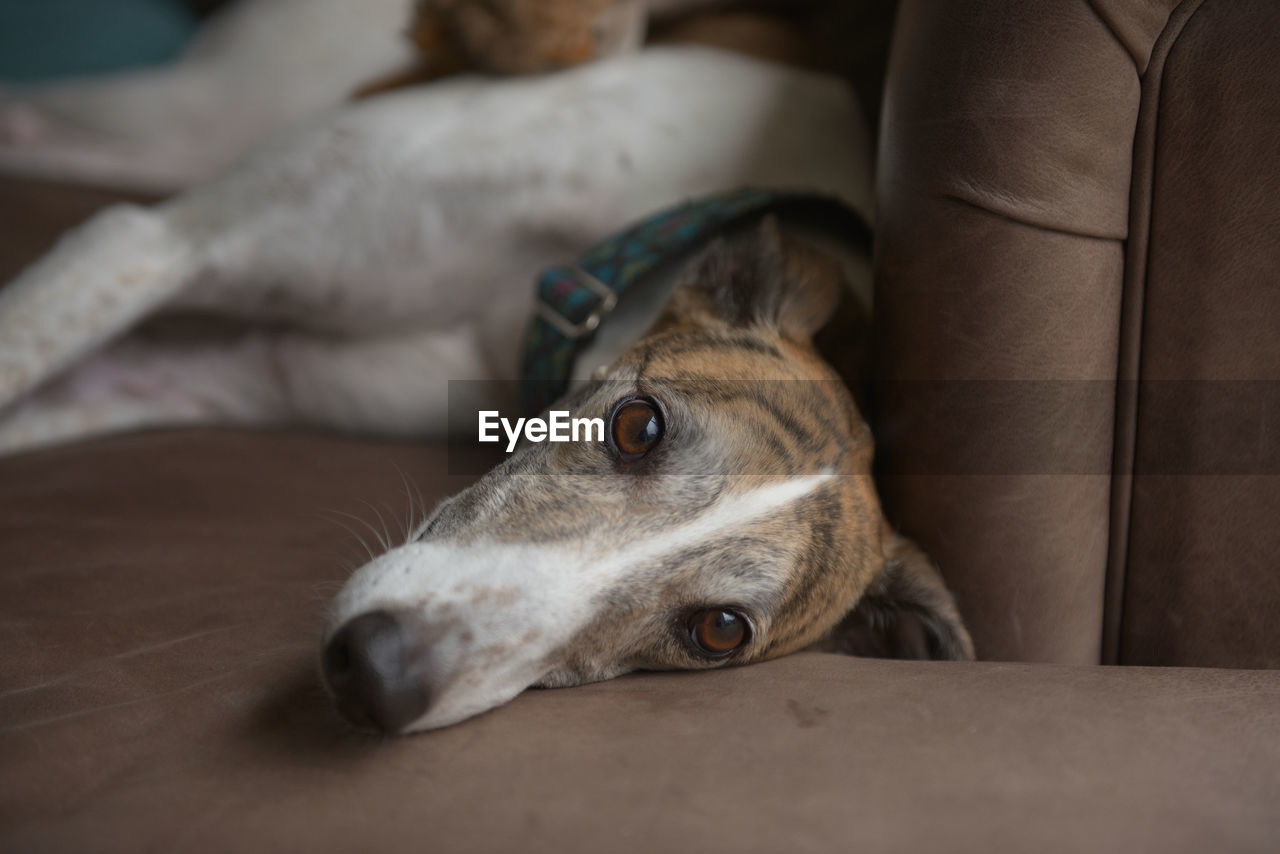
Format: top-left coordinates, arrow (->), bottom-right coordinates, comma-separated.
689,609 -> 748,657
610,399 -> 662,459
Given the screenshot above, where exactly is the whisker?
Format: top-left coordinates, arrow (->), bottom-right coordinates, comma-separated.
356,500 -> 393,553
315,511 -> 376,562
387,460 -> 437,544
393,465 -> 418,547
310,579 -> 347,595
383,498 -> 408,546
325,509 -> 388,558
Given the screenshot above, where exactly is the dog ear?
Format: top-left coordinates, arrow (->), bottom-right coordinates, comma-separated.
669,216 -> 844,342
824,525 -> 975,661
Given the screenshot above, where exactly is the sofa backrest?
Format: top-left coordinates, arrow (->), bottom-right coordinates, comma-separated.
872,0 -> 1280,667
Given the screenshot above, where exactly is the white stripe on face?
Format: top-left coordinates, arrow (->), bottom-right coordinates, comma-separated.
327,471 -> 834,730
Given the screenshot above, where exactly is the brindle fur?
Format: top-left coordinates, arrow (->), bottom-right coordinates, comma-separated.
325,217 -> 973,732
538,219 -> 974,677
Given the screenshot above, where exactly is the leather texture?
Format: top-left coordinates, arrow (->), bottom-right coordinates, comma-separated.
1088,0 -> 1187,73
1116,0 -> 1280,667
874,0 -> 1280,666
874,0 -> 1141,663
2,432 -> 1278,853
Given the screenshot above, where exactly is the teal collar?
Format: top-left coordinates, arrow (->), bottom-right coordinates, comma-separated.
520,187 -> 870,414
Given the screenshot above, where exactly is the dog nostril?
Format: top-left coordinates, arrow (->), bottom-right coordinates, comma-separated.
322,610 -> 430,734
323,635 -> 353,680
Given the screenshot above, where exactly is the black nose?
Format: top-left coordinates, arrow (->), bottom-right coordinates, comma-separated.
322,610 -> 430,733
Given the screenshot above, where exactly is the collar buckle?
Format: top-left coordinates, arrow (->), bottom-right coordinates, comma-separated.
535,266 -> 618,340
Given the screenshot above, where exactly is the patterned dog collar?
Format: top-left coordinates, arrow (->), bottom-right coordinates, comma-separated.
520,187 -> 870,414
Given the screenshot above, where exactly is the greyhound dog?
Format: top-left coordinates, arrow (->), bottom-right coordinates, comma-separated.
321,217 -> 974,733
0,11 -> 972,735
0,45 -> 871,454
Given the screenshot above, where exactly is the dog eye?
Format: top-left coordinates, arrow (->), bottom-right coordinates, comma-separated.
688,609 -> 748,657
610,398 -> 662,459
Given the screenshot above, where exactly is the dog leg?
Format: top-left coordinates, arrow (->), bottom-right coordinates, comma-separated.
0,203 -> 197,412
0,321 -> 503,455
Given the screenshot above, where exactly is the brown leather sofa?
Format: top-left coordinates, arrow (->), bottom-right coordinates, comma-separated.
874,0 -> 1280,672
3,1 -> 1278,851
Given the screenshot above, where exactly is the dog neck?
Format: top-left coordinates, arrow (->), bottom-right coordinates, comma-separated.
570,216 -> 873,385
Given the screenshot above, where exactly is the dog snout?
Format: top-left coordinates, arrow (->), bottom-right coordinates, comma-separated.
322,610 -> 431,733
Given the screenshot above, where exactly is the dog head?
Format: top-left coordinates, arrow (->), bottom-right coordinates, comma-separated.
322,219 -> 972,733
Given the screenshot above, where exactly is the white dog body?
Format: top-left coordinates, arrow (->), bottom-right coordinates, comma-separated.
0,0 -> 415,191
0,0 -> 739,192
0,47 -> 871,454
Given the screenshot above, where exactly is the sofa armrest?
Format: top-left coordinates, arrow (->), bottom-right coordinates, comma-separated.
871,1 -> 1184,663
